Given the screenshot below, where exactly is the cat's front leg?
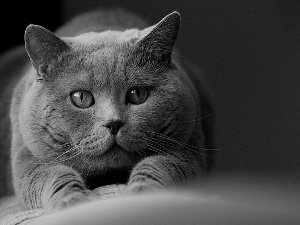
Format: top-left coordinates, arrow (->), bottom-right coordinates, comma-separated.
13,150 -> 98,212
125,153 -> 201,194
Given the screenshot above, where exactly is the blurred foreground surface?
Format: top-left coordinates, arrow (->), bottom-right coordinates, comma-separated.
32,172 -> 300,225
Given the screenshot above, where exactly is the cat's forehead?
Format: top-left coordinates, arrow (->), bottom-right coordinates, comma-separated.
57,28 -> 165,91
58,38 -> 131,92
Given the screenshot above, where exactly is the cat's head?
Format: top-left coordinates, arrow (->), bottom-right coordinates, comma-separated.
21,12 -> 198,174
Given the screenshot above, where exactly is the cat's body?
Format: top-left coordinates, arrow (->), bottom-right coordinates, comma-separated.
0,9 -> 214,211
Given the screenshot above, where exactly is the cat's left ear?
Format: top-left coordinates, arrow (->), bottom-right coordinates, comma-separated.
136,11 -> 181,64
24,24 -> 71,78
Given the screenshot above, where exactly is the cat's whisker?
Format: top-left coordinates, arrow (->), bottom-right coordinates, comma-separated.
132,143 -> 145,157
51,150 -> 82,164
150,131 -> 229,152
34,145 -> 78,165
35,148 -> 81,172
139,148 -> 147,156
146,134 -> 187,150
150,132 -> 204,151
171,51 -> 183,58
145,135 -> 208,157
144,145 -> 165,155
146,136 -> 182,150
144,137 -> 172,153
82,156 -> 89,177
142,137 -> 171,155
6,133 -> 12,139
45,146 -> 82,167
134,142 -> 149,158
147,132 -> 232,159
140,139 -> 164,155
148,143 -> 169,155
135,149 -> 143,157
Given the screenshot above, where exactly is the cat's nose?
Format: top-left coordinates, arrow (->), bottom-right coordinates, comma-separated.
103,120 -> 124,136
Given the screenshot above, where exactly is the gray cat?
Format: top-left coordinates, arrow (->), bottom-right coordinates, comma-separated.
0,9 -> 214,211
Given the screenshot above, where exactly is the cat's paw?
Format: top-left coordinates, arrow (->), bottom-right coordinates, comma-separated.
123,182 -> 154,195
48,191 -> 98,213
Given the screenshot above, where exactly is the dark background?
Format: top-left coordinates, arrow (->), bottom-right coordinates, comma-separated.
2,0 -> 299,176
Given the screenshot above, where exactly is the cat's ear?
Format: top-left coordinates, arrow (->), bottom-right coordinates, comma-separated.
24,24 -> 71,77
136,11 -> 181,64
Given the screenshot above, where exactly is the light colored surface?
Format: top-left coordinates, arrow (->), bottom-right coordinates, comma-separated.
31,174 -> 300,225
0,185 -> 125,225
32,190 -> 300,225
1,174 -> 299,225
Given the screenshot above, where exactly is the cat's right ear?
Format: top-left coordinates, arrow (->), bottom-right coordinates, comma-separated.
24,24 -> 71,78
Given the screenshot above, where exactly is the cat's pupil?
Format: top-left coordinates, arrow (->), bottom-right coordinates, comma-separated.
132,89 -> 140,98
126,87 -> 148,105
70,90 -> 95,109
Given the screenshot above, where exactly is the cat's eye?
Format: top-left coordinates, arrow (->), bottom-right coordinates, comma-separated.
70,90 -> 95,108
126,87 -> 149,105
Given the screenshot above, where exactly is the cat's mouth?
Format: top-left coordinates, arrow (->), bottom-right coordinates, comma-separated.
103,142 -> 124,156
78,134 -> 118,155
81,138 -> 131,162
82,142 -> 123,159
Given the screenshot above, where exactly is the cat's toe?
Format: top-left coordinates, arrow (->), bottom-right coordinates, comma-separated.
48,191 -> 98,213
123,182 -> 154,195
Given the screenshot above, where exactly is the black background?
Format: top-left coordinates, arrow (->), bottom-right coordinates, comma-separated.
2,0 -> 299,176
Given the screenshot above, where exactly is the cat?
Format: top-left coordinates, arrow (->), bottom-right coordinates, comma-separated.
0,8 -> 215,211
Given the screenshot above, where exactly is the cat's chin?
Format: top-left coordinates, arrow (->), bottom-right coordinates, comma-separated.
79,142 -> 135,171
82,143 -> 120,158
101,143 -> 124,157
76,143 -> 135,188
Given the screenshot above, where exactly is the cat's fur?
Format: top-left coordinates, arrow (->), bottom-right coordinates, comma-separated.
0,9 -> 214,211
